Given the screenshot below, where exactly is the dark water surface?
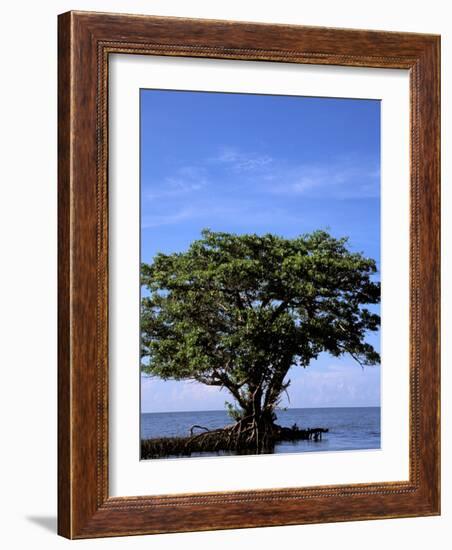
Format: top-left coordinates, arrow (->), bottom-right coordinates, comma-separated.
141,407 -> 380,457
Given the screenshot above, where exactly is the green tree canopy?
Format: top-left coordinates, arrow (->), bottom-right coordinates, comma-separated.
141,229 -> 380,426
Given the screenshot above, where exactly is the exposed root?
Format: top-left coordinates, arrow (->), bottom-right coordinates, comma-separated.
141,420 -> 329,459
189,424 -> 210,436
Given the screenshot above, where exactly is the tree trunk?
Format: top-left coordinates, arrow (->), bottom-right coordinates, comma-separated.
237,387 -> 278,453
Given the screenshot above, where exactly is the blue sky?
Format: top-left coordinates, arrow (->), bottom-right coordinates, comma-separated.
140,89 -> 380,413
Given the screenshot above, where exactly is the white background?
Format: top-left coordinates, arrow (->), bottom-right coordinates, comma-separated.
0,0 -> 449,548
109,56 -> 410,496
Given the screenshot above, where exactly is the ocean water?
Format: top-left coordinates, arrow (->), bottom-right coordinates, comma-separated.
141,407 -> 380,457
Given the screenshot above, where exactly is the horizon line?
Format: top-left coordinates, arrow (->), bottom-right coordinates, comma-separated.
142,405 -> 380,415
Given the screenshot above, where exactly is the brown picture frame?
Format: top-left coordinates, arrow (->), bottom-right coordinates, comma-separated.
58,10 -> 440,539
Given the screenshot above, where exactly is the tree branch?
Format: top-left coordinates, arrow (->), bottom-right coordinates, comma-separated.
270,300 -> 290,322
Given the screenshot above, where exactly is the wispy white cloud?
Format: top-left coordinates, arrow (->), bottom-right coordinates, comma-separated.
213,146 -> 273,172
281,362 -> 380,408
141,361 -> 380,412
141,207 -> 195,228
142,202 -> 278,229
144,165 -> 208,200
141,148 -> 379,230
210,147 -> 379,199
263,157 -> 380,200
141,376 -> 227,413
144,148 -> 378,204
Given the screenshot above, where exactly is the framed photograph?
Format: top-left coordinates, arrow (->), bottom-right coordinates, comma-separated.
58,11 -> 440,538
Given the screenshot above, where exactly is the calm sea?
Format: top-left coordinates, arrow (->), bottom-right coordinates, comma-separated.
141,407 -> 380,456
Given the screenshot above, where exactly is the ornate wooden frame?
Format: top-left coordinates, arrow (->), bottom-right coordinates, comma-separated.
58,11 -> 440,539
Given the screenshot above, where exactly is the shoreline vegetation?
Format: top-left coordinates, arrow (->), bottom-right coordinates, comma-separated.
141,422 -> 329,459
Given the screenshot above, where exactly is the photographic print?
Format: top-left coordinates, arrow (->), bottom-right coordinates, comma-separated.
140,89 -> 381,460
58,13 -> 440,537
